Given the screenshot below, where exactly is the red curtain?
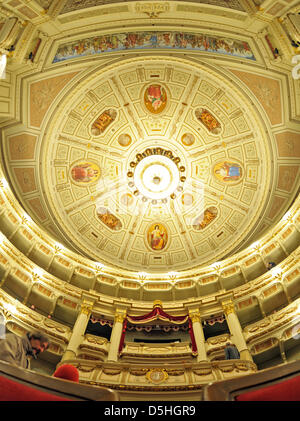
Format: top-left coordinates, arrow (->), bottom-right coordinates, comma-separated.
118,319 -> 127,354
127,306 -> 188,324
188,317 -> 198,355
118,306 -> 197,355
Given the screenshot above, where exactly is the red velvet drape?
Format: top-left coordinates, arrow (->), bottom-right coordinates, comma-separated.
188,317 -> 198,355
118,307 -> 197,355
118,318 -> 127,354
127,306 -> 188,324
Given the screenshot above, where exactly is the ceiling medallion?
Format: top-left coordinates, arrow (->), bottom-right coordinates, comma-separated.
127,148 -> 186,203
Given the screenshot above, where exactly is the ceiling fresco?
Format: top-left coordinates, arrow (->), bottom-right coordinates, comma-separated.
1,1 -> 299,277
52,31 -> 255,63
25,57 -> 274,272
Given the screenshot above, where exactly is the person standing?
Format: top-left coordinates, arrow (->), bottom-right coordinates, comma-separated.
224,342 -> 240,360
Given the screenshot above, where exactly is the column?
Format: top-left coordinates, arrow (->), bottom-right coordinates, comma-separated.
279,340 -> 287,363
222,300 -> 253,361
107,309 -> 127,362
189,311 -> 207,362
61,297 -> 95,361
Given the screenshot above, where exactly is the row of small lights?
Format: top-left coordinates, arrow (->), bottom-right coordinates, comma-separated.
0,176 -> 297,284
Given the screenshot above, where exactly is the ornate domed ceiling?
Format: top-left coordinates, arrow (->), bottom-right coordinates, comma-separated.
37,57 -> 271,272
1,0 -> 299,277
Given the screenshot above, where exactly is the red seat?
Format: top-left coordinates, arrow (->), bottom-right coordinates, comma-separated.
236,374 -> 300,401
0,375 -> 70,401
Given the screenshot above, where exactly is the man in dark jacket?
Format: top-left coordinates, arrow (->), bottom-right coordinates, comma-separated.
224,342 -> 240,360
0,330 -> 49,369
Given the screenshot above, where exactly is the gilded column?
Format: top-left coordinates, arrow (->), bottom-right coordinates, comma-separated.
189,311 -> 207,362
222,300 -> 253,361
61,299 -> 94,361
107,310 -> 127,362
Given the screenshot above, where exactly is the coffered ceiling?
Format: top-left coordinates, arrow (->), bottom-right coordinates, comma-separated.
1,0 -> 299,276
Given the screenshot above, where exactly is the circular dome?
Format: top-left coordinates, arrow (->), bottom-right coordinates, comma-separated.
37,56 -> 272,273
133,155 -> 180,200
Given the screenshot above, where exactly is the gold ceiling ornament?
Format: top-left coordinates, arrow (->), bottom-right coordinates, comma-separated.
146,368 -> 168,384
189,311 -> 201,323
114,312 -> 127,323
80,301 -> 94,316
153,299 -> 163,308
135,2 -> 170,18
127,147 -> 186,203
222,300 -> 235,316
32,57 -> 277,272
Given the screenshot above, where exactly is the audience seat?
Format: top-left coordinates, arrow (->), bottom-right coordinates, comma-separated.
203,360 -> 300,401
0,360 -> 119,401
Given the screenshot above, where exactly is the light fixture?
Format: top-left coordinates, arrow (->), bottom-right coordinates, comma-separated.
32,267 -> 44,279
0,178 -> 8,190
0,54 -> 6,79
22,213 -> 33,224
211,261 -> 222,271
138,272 -> 148,281
168,271 -> 178,280
250,241 -> 260,251
54,242 -> 64,253
0,232 -> 5,244
95,263 -> 104,272
127,148 -> 186,203
272,267 -> 282,278
2,302 -> 16,315
282,211 -> 292,222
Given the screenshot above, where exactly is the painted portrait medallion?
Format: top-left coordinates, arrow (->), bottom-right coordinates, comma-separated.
70,161 -> 101,185
147,223 -> 168,251
144,84 -> 167,114
118,133 -> 132,147
213,161 -> 243,183
181,133 -> 195,146
96,207 -> 122,231
91,109 -> 117,136
195,108 -> 221,134
192,207 -> 218,230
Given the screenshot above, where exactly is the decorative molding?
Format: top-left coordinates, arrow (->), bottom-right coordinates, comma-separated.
222,300 -> 235,316
135,2 -> 170,18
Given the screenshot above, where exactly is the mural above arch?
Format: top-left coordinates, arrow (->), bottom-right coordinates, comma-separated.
213,161 -> 243,183
144,84 -> 167,114
91,109 -> 117,136
195,108 -> 221,134
96,207 -> 122,231
53,31 -> 255,63
192,207 -> 218,230
70,161 -> 101,185
147,223 -> 168,251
